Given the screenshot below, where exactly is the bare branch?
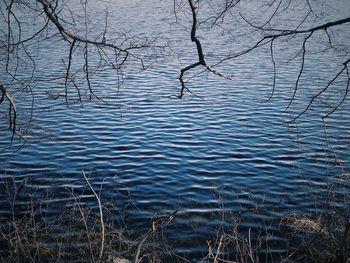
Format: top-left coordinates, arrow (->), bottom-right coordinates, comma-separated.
64,39 -> 76,106
179,0 -> 231,98
266,39 -> 276,102
290,59 -> 350,122
322,65 -> 350,119
1,0 -> 161,139
287,31 -> 313,109
0,81 -> 17,142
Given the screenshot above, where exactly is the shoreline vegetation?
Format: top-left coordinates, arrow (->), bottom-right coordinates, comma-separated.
0,171 -> 349,263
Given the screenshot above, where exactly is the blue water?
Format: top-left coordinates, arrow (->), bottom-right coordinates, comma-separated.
1,0 -> 350,260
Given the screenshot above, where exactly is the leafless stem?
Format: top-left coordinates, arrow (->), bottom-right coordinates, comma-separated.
290,59 -> 350,122
286,31 -> 313,109
0,81 -> 17,142
64,39 -> 76,106
266,39 -> 276,102
81,170 -> 105,262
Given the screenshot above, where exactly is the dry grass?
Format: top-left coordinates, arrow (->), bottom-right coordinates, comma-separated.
283,213 -> 325,234
204,223 -> 275,263
1,171 -> 350,262
0,173 -> 184,263
281,212 -> 350,263
280,171 -> 350,263
0,174 -> 130,262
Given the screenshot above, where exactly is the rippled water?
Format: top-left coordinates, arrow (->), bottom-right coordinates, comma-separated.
1,0 -> 350,261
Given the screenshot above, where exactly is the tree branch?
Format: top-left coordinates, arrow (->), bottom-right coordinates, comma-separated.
179,0 -> 231,98
290,58 -> 350,122
0,81 -> 17,142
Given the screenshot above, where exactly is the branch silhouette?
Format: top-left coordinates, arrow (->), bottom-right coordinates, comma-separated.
179,0 -> 231,98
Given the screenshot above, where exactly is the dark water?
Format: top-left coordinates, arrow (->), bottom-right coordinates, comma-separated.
1,0 -> 350,261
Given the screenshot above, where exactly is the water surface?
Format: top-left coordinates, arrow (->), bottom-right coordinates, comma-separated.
1,0 -> 350,261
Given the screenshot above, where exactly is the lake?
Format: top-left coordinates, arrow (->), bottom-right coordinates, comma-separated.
1,0 -> 350,261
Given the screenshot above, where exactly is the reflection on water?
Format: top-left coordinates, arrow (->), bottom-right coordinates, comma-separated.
1,0 -> 350,260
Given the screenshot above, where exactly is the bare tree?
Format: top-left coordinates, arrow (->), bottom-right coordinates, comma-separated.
0,0 -> 162,141
176,0 -> 350,120
1,0 -> 350,142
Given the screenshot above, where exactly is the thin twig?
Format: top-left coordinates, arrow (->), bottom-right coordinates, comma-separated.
81,170 -> 105,262
134,231 -> 151,263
